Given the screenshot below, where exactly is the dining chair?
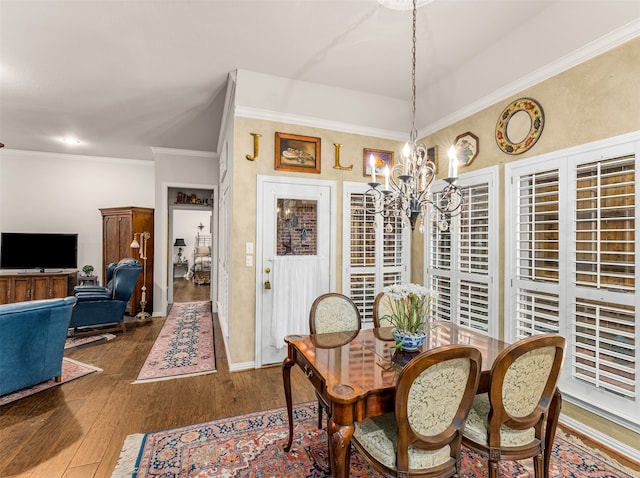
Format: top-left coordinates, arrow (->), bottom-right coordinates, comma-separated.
372,291 -> 394,328
308,292 -> 362,430
351,344 -> 482,477
461,334 -> 566,478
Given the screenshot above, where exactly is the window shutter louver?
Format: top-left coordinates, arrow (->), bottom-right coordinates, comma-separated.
344,184 -> 409,325
506,134 -> 640,427
426,169 -> 497,336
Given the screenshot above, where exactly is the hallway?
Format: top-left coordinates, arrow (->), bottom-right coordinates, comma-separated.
173,277 -> 210,303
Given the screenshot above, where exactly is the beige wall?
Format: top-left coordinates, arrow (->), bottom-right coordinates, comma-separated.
415,36 -> 640,450
229,119 -> 402,364
227,37 -> 640,448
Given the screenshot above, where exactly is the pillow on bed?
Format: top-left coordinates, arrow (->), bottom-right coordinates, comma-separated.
196,246 -> 210,254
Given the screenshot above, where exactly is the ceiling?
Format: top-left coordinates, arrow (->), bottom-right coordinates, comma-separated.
1,0 -> 639,161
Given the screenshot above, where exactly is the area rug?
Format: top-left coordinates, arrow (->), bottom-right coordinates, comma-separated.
0,358 -> 102,407
112,402 -> 637,478
65,333 -> 115,350
133,301 -> 215,384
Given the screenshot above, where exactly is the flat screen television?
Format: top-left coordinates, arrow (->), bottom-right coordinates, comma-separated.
0,232 -> 78,271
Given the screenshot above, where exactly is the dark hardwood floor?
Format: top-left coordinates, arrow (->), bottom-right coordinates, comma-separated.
0,295 -> 315,477
1,280 -> 638,477
173,276 -> 210,303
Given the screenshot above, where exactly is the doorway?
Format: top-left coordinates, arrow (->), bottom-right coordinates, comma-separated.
255,176 -> 336,366
169,190 -> 214,305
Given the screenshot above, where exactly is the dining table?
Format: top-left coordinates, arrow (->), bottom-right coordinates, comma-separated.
281,321 -> 562,478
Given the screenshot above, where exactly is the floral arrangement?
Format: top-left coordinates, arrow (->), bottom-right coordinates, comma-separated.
380,283 -> 435,335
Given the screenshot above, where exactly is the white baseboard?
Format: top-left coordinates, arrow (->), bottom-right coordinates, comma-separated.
560,414 -> 640,464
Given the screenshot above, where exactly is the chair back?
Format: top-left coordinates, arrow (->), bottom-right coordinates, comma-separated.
372,291 -> 394,328
394,345 -> 482,472
103,262 -> 118,290
111,258 -> 142,301
487,334 -> 565,444
309,293 -> 361,334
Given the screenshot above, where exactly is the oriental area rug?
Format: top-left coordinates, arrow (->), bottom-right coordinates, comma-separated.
0,358 -> 102,407
133,301 -> 216,384
111,402 -> 637,478
65,332 -> 115,350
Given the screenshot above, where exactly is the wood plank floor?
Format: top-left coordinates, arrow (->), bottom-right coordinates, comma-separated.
1,285 -> 638,477
0,300 -> 315,478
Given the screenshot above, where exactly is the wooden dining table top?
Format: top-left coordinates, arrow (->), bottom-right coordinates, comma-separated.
284,321 -> 509,405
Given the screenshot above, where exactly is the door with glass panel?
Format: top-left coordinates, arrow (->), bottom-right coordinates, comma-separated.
256,177 -> 334,366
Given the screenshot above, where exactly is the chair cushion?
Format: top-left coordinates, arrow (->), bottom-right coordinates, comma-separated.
408,358 -> 471,436
463,393 -> 535,447
354,413 -> 451,470
314,296 -> 359,334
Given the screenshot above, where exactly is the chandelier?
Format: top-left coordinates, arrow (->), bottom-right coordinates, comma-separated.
365,0 -> 463,232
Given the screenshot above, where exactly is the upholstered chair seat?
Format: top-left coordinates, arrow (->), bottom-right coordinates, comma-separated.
464,394 -> 535,447
352,345 -> 482,477
354,413 -> 451,469
461,335 -> 565,478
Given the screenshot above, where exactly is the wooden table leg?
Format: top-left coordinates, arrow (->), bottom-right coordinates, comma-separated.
328,417 -> 354,478
544,388 -> 562,478
282,356 -> 295,452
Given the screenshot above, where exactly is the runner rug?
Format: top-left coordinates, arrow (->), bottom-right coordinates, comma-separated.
65,333 -> 115,350
133,301 -> 215,384
112,402 -> 637,478
0,358 -> 102,407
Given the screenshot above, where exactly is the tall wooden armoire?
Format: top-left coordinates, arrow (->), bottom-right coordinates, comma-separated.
100,206 -> 154,316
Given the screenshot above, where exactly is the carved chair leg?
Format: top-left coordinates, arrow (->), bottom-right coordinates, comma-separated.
317,400 -> 323,429
489,460 -> 499,478
533,453 -> 544,477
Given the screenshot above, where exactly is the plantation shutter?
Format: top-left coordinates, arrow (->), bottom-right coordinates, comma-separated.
425,168 -> 498,335
506,133 -> 640,427
343,182 -> 409,325
514,168 -> 561,338
572,154 -> 636,401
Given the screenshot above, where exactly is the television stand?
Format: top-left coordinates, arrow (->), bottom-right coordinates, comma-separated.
0,270 -> 77,304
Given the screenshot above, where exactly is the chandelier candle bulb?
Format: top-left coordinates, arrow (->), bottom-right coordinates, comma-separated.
370,155 -> 376,183
448,145 -> 458,178
361,0 -> 464,231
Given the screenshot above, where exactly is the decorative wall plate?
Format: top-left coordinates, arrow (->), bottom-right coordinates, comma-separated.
495,97 -> 544,155
454,131 -> 479,167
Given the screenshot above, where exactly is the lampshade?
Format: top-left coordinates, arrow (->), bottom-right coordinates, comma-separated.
174,238 -> 186,247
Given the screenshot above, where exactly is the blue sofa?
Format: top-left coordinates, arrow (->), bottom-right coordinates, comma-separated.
0,296 -> 77,396
69,258 -> 142,336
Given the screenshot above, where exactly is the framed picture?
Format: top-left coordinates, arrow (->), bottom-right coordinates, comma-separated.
454,131 -> 479,167
427,145 -> 438,174
363,148 -> 394,178
275,132 -> 321,174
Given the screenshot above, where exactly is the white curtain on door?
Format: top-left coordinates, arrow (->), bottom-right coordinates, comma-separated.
270,256 -> 325,349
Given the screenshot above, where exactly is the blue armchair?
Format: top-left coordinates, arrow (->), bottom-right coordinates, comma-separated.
69,258 -> 142,336
0,296 -> 77,396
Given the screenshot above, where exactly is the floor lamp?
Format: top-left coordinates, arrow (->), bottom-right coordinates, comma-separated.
130,231 -> 151,320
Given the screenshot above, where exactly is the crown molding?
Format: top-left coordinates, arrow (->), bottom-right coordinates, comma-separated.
234,105 -> 408,143
420,18 -> 640,137
150,147 -> 217,158
0,148 -> 154,165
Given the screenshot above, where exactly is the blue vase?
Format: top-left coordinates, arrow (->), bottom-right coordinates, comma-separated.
392,328 -> 427,352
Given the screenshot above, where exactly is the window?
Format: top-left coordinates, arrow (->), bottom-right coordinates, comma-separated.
343,182 -> 410,325
425,167 -> 499,336
505,132 -> 640,429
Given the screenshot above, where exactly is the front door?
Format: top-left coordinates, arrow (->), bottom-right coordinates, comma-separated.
256,176 -> 335,366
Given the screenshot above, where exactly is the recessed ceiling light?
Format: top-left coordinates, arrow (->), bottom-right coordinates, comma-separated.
61,137 -> 81,145
377,0 -> 435,10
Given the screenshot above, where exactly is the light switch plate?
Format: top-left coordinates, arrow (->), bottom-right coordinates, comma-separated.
246,242 -> 254,254
245,255 -> 253,267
